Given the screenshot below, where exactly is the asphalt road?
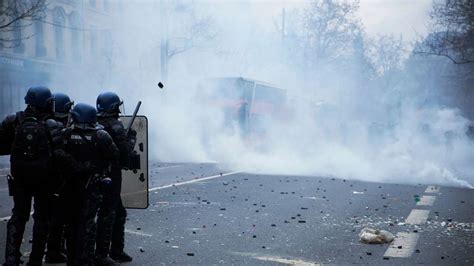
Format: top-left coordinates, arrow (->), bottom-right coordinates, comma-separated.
0,163 -> 472,265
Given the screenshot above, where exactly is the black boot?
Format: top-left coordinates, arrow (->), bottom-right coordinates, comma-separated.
5,216 -> 27,266
109,251 -> 132,263
94,256 -> 117,266
45,252 -> 67,263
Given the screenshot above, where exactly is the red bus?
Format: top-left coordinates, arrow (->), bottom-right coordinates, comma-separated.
198,77 -> 287,137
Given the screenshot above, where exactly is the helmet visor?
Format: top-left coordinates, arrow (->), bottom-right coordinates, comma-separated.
48,97 -> 55,113
118,99 -> 125,115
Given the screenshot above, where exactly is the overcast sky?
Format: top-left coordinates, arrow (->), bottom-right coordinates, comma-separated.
237,0 -> 433,42
358,0 -> 432,41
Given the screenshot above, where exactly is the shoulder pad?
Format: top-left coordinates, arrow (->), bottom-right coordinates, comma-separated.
4,113 -> 17,124
96,129 -> 112,139
45,119 -> 60,128
111,121 -> 125,133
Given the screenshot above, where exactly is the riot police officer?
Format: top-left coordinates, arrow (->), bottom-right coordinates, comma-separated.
45,93 -> 74,263
0,86 -> 64,266
63,103 -> 119,265
96,92 -> 136,263
52,93 -> 73,125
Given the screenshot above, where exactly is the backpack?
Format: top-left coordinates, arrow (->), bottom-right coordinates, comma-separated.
65,128 -> 103,173
10,112 -> 53,184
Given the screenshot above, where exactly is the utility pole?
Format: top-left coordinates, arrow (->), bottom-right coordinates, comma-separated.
160,0 -> 169,82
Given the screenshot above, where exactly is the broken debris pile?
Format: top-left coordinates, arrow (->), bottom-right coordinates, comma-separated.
359,227 -> 394,244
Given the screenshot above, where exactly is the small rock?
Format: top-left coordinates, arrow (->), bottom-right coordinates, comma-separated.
139,247 -> 145,252
187,253 -> 195,256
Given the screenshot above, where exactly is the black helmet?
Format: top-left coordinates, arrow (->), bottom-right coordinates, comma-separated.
71,103 -> 97,124
24,86 -> 54,110
53,93 -> 74,115
96,92 -> 123,114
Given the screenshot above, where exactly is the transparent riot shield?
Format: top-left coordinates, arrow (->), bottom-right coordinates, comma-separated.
120,115 -> 149,209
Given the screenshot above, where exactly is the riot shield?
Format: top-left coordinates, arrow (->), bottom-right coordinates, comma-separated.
120,115 -> 149,209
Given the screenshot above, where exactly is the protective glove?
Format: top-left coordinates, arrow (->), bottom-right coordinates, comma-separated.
127,129 -> 137,146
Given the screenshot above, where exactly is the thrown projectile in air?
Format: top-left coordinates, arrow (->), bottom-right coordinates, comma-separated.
157,82 -> 164,89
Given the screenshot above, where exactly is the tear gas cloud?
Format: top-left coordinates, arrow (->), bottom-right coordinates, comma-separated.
47,1 -> 473,188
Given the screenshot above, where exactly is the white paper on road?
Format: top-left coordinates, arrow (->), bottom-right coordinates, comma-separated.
359,227 -> 394,244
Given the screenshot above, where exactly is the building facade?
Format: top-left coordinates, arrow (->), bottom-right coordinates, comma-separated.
0,0 -> 118,119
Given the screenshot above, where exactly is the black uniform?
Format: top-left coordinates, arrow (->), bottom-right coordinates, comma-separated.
96,115 -> 136,258
45,116 -> 69,262
0,107 -> 64,266
63,124 -> 119,265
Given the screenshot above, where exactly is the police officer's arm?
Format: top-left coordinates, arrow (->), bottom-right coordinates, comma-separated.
110,121 -> 134,166
0,114 -> 17,155
97,129 -> 120,170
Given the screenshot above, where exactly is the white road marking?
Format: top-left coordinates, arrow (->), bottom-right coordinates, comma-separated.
425,186 -> 440,194
154,165 -> 184,170
124,229 -> 152,237
148,171 -> 242,192
383,232 -> 420,258
417,195 -> 436,206
232,252 -> 321,266
405,209 -> 430,225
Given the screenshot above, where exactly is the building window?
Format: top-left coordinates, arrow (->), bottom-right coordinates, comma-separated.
104,0 -> 110,12
34,21 -> 46,57
13,21 -> 24,54
90,27 -> 97,56
69,12 -> 81,62
53,7 -> 66,61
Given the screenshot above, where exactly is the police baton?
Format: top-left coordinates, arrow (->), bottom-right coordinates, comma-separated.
126,101 -> 142,134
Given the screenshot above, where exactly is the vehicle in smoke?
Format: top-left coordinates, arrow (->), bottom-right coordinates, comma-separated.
198,77 -> 287,141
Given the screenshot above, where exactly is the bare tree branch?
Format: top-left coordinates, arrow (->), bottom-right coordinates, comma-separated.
416,0 -> 474,64
414,50 -> 474,64
0,0 -> 46,46
301,0 -> 361,66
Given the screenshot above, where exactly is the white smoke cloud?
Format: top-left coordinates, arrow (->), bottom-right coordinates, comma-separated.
44,1 -> 473,188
